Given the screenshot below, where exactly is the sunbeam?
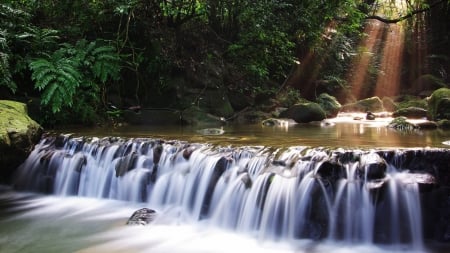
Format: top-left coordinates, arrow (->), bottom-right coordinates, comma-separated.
374,22 -> 405,98
347,21 -> 384,100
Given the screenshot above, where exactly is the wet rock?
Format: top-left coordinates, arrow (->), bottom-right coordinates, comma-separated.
392,107 -> 428,119
438,119 -> 450,129
272,160 -> 287,167
280,102 -> 326,123
115,152 -> 138,177
241,173 -> 252,189
262,118 -> 290,127
366,111 -> 376,120
316,93 -> 341,118
428,88 -> 450,120
126,208 -> 156,225
0,100 -> 43,183
361,153 -> 387,180
182,146 -> 196,160
200,156 -> 231,218
388,117 -> 417,131
196,127 -> 225,135
341,96 -> 384,112
316,160 -> 343,178
415,120 -> 438,130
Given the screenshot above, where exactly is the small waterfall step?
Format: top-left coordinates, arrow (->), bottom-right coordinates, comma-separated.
11,134 -> 450,248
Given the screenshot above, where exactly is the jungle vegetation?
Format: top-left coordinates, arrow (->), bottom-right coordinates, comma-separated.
1,0 -> 449,126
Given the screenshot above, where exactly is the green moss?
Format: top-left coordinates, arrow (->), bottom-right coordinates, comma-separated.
438,119 -> 450,129
397,95 -> 427,110
388,117 -> 417,131
341,96 -> 384,112
428,88 -> 450,120
0,100 -> 42,146
316,93 -> 341,117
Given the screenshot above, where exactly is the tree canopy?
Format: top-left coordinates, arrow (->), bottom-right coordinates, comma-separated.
1,0 -> 449,125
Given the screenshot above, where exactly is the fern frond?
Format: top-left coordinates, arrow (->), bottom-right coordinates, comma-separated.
29,53 -> 82,113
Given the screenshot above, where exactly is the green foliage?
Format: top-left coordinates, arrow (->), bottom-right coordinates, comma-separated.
428,88 -> 450,120
0,29 -> 16,93
226,1 -> 296,87
29,51 -> 81,113
0,3 -> 31,93
29,39 -> 120,122
276,87 -> 302,108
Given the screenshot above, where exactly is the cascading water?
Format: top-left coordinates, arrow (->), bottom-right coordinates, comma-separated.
11,134 -> 448,251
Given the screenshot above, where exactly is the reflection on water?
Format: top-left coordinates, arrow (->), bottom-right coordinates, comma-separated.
57,115 -> 450,148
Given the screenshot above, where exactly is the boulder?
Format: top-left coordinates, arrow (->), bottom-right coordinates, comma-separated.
415,121 -> 438,130
392,107 -> 428,119
388,117 -> 417,131
428,88 -> 450,120
438,119 -> 450,129
341,96 -> 384,112
126,208 -> 156,225
316,93 -> 341,118
280,102 -> 326,123
360,153 -> 387,180
0,100 -> 43,183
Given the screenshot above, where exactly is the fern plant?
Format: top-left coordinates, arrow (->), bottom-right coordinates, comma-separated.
29,38 -> 120,122
29,50 -> 82,113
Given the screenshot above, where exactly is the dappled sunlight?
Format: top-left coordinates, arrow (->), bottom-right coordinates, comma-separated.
374,23 -> 405,98
347,21 -> 384,100
347,0 -> 428,99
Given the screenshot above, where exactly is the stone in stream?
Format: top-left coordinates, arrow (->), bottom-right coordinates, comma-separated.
126,208 -> 156,225
196,128 -> 225,135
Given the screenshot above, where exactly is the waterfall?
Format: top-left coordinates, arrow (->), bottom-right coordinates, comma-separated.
12,134 -> 446,249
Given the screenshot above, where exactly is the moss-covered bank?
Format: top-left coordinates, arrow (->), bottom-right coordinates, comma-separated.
0,100 -> 43,183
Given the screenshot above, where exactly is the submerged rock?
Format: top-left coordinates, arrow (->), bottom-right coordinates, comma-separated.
126,208 -> 156,225
196,128 -> 225,135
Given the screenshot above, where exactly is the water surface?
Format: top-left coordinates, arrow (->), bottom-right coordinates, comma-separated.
56,114 -> 450,148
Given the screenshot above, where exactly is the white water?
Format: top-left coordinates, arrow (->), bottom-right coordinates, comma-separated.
9,135 -> 434,252
0,188 -> 428,253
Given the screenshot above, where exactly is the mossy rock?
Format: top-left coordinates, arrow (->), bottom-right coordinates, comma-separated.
397,95 -> 428,110
392,107 -> 428,119
0,100 -> 43,183
316,93 -> 341,118
381,97 -> 398,112
341,96 -> 384,112
388,117 -> 417,131
280,102 -> 326,123
437,119 -> 450,129
428,88 -> 450,120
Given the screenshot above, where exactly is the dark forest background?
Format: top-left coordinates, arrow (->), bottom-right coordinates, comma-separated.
1,0 -> 449,126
